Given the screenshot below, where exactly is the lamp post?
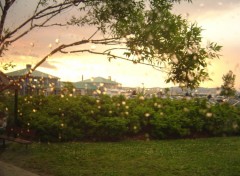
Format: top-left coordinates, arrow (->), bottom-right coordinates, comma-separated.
14,88 -> 19,126
142,83 -> 145,95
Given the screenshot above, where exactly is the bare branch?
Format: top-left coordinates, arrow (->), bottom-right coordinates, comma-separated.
31,0 -> 42,27
0,35 -> 168,92
0,0 -> 15,37
8,5 -> 68,44
92,38 -> 123,42
33,3 -> 72,20
0,1 -> 80,57
88,29 -> 100,40
1,1 -> 74,44
32,40 -> 91,71
91,38 -> 125,45
59,48 -> 166,71
104,48 -> 128,53
36,23 -> 68,28
0,39 -> 90,92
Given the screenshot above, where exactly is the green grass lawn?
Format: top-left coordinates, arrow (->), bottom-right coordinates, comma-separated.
1,137 -> 240,176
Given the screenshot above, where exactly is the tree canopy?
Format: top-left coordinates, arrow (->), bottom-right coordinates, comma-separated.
220,70 -> 236,97
0,0 -> 221,91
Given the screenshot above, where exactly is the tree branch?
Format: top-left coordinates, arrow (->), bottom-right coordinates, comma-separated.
0,39 -> 91,92
91,38 -> 125,45
8,6 -> 69,44
1,1 -> 74,45
31,0 -> 42,27
0,36 -> 168,92
88,29 -> 100,40
33,3 -> 72,20
59,48 -> 167,72
36,23 -> 68,28
0,1 -> 80,57
0,0 -> 16,37
104,48 -> 128,53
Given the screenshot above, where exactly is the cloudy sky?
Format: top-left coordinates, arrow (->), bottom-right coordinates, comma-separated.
3,0 -> 240,89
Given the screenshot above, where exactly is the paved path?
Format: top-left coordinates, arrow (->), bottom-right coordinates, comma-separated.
0,160 -> 39,176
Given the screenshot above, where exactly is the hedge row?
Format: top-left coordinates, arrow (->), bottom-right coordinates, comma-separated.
4,95 -> 240,141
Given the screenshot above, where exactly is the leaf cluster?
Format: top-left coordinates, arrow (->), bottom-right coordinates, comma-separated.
220,70 -> 236,97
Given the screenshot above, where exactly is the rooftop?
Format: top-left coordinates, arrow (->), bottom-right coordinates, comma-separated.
73,82 -> 97,90
6,64 -> 59,79
73,77 -> 120,90
82,77 -> 119,84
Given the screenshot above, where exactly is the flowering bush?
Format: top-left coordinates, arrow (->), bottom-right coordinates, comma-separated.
1,94 -> 239,141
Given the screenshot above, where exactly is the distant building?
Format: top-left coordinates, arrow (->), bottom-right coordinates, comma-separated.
72,81 -> 97,95
73,76 -> 122,96
6,64 -> 61,95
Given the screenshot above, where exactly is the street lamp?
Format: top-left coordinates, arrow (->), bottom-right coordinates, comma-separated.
142,83 -> 145,94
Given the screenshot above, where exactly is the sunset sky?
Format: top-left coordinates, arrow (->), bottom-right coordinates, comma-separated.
3,0 -> 240,89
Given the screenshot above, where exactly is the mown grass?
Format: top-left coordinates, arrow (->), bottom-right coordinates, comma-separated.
1,137 -> 240,176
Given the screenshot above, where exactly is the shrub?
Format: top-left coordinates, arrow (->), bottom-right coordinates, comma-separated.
126,115 -> 142,135
12,95 -> 240,141
150,113 -> 191,139
97,117 -> 128,141
203,103 -> 240,136
26,112 -> 61,142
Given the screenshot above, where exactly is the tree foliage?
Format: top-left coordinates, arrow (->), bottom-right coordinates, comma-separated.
62,82 -> 75,94
220,70 -> 236,97
0,0 -> 221,91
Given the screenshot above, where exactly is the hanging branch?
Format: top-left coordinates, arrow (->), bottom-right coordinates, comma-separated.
0,34 -> 168,92
0,39 -> 89,91
59,48 -> 165,69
